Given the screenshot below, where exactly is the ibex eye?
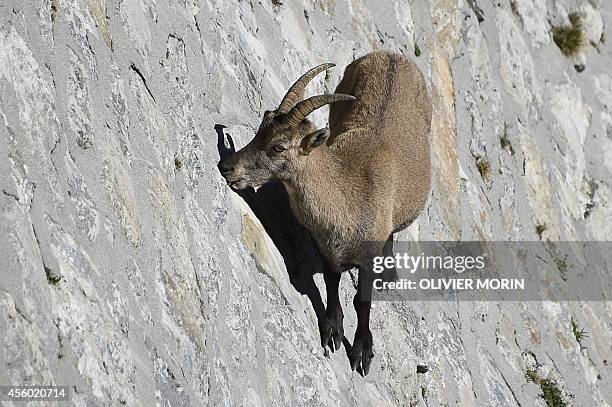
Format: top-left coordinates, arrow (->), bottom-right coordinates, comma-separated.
272,144 -> 286,153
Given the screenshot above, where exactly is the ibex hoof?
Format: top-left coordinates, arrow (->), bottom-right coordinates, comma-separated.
349,329 -> 374,376
320,308 -> 344,352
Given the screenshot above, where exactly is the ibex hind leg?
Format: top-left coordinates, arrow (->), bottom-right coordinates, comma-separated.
349,268 -> 374,376
379,234 -> 398,283
348,238 -> 386,376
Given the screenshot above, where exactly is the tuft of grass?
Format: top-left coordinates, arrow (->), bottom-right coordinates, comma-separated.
500,122 -> 515,155
535,223 -> 547,239
415,43 -> 421,57
45,266 -> 61,286
552,12 -> 587,57
569,12 -> 581,28
554,257 -> 568,281
174,156 -> 183,171
526,369 -> 567,407
476,157 -> 491,182
571,318 -> 588,344
271,0 -> 283,7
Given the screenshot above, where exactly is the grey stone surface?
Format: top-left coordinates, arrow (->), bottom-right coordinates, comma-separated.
1,0 -> 611,405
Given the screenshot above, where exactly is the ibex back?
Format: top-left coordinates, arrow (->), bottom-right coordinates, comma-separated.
221,51 -> 432,376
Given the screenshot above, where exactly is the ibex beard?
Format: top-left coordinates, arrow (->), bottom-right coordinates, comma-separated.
221,51 -> 432,377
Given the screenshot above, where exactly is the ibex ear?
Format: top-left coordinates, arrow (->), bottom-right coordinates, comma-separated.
300,128 -> 330,155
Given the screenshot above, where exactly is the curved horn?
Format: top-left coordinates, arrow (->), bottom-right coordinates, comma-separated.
284,94 -> 356,126
277,63 -> 335,113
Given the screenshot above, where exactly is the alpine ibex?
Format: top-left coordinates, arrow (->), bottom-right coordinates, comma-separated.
220,51 -> 432,376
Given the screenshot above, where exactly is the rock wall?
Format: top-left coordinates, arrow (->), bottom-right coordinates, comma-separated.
1,0 -> 611,405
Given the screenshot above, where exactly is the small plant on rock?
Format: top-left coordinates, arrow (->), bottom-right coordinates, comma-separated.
476,157 -> 491,182
554,257 -> 568,281
526,369 -> 568,407
552,12 -> 587,57
571,318 -> 588,344
535,223 -> 547,239
45,266 -> 61,286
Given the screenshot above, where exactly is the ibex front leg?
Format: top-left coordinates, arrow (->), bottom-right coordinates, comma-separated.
349,264 -> 374,376
320,265 -> 344,352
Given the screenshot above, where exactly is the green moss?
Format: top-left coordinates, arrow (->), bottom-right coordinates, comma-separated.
526,369 -> 567,407
476,157 -> 491,182
535,223 -> 547,239
45,266 -> 61,286
552,12 -> 586,57
174,156 -> 183,171
571,318 -> 588,344
554,258 -> 568,281
415,43 -> 421,57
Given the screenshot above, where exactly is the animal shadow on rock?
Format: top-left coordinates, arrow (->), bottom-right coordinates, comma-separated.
215,124 -> 353,355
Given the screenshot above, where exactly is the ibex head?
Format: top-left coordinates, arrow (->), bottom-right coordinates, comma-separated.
220,63 -> 355,189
